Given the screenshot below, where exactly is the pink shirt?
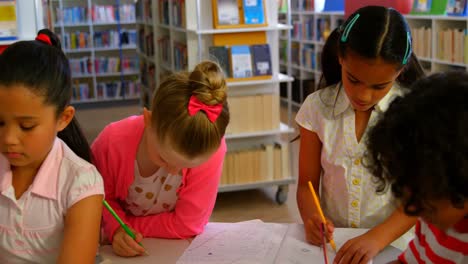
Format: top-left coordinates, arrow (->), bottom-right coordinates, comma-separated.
0,138 -> 104,263
91,115 -> 226,241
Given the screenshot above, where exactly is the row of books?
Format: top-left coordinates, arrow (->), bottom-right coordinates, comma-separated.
172,0 -> 186,28
220,143 -> 290,185
139,61 -> 156,92
413,0 -> 467,16
289,0 -> 314,11
96,80 -> 140,100
303,46 -> 316,69
138,29 -> 154,56
61,30 -> 137,50
92,4 -> 136,23
411,26 -> 432,59
174,41 -> 188,71
215,0 -> 265,26
69,56 -> 139,76
56,4 -> 136,25
209,44 -> 272,79
437,28 -> 467,64
158,37 -> 171,66
71,80 -> 140,102
158,0 -> 170,25
226,94 -> 280,134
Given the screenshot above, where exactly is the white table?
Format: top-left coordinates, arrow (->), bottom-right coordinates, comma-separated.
98,223 -> 404,263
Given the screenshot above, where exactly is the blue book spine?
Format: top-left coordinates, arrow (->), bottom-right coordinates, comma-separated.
243,0 -> 265,25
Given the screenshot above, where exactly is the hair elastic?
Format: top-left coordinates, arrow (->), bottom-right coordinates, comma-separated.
340,14 -> 360,43
35,33 -> 52,46
402,31 -> 412,65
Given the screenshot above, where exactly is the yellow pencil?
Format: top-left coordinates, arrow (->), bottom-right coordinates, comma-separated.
307,181 -> 337,252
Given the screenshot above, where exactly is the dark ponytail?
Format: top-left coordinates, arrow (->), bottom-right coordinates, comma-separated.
0,28 -> 91,162
319,28 -> 342,88
396,52 -> 425,88
58,118 -> 91,162
320,6 -> 425,90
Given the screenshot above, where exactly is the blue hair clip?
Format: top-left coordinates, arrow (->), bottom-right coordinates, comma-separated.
402,31 -> 412,65
341,14 -> 360,43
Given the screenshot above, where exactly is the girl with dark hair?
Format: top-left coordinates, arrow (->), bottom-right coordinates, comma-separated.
0,29 -> 104,263
367,71 -> 468,263
295,6 -> 425,264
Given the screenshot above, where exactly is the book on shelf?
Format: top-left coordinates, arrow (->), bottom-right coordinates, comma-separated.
251,44 -> 272,76
209,46 -> 232,77
465,33 -> 468,65
411,26 -> 432,59
72,81 -> 91,101
220,143 -> 289,185
56,6 -> 88,25
215,0 -> 240,25
242,0 -> 265,25
436,28 -> 465,63
0,0 -> 17,41
446,0 -> 467,15
413,0 -> 432,12
230,45 -> 253,78
173,41 -> 188,71
172,0 -> 186,28
226,94 -> 279,134
159,0 -> 170,25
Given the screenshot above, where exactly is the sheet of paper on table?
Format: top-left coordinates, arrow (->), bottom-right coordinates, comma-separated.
177,221 -> 402,264
274,224 -> 402,264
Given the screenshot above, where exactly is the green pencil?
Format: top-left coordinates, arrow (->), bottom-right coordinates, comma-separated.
102,200 -> 148,254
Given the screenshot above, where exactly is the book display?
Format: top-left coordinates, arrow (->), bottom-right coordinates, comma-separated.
50,0 -> 140,104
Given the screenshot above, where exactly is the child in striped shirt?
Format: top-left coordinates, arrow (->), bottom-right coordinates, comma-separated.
366,71 -> 468,264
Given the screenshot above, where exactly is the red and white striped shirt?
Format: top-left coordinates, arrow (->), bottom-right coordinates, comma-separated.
399,218 -> 468,264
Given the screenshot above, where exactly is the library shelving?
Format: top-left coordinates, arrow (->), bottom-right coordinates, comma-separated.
149,0 -> 295,204
49,0 -> 141,105
279,8 -> 344,108
279,4 -> 468,107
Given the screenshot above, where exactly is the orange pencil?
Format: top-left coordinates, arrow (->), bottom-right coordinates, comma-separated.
307,181 -> 337,252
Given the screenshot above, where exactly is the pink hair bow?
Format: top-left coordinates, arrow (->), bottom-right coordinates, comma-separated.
188,95 -> 223,123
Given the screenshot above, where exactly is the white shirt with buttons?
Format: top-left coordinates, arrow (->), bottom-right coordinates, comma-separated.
296,83 -> 403,229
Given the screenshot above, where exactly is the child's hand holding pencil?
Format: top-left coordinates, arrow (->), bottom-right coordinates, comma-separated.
307,181 -> 337,252
103,200 -> 148,257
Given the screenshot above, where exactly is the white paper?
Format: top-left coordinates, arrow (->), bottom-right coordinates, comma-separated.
176,220 -> 288,264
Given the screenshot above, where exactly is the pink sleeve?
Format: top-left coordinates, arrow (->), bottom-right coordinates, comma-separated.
91,128 -> 129,242
126,138 -> 227,239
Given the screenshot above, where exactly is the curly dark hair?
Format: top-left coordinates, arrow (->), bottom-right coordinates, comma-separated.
365,71 -> 468,216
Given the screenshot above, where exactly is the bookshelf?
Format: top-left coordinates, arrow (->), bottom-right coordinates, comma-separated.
148,0 -> 295,204
49,0 -> 141,105
279,8 -> 344,107
279,4 -> 468,107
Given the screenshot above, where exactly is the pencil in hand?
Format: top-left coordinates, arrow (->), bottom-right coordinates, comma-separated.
307,181 -> 337,252
102,200 -> 149,255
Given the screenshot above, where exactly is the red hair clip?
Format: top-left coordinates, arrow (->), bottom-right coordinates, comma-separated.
35,33 -> 52,46
188,95 -> 223,123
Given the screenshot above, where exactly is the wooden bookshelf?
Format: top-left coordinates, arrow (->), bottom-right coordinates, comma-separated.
146,0 -> 295,204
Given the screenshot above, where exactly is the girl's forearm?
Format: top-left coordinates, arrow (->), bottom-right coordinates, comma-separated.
367,206 -> 417,251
